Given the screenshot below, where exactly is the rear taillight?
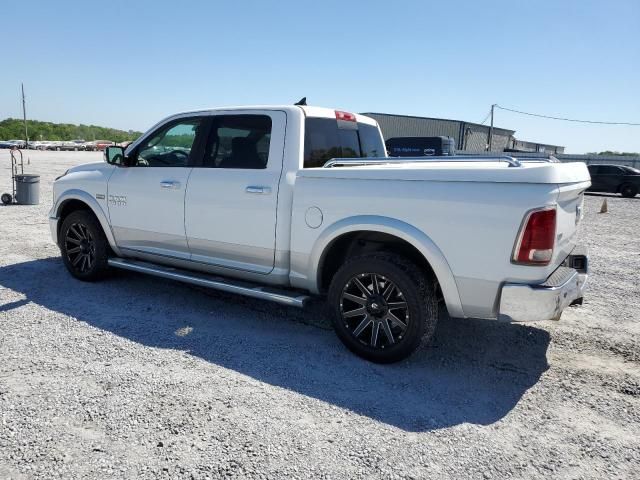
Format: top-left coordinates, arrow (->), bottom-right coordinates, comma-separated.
512,207 -> 556,265
335,110 -> 356,122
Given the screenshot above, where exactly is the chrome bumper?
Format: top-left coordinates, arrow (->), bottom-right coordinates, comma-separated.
499,248 -> 588,322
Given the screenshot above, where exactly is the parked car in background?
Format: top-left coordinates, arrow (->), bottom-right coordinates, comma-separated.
587,164 -> 640,198
45,140 -> 85,151
29,141 -> 49,150
0,140 -> 26,149
70,140 -> 87,150
84,140 -> 114,151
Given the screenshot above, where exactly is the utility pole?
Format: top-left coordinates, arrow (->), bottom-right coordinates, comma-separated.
21,83 -> 29,146
487,103 -> 496,152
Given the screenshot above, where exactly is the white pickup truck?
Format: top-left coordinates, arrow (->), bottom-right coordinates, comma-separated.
49,104 -> 590,362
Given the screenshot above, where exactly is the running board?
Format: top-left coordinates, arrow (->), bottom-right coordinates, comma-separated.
107,258 -> 310,308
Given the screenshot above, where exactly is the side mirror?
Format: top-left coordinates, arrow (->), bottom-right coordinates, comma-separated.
105,146 -> 125,166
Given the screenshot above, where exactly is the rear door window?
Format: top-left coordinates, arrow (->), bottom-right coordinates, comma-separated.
203,115 -> 272,169
303,118 -> 385,168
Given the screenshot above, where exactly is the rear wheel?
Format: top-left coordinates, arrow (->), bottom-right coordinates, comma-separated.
1,193 -> 12,205
60,210 -> 109,281
328,253 -> 438,363
620,184 -> 638,198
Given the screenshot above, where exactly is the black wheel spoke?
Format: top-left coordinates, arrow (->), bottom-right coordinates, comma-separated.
353,277 -> 371,297
352,315 -> 372,337
371,274 -> 380,294
66,237 -> 81,245
67,246 -> 82,254
69,225 -> 83,240
382,282 -> 395,300
342,293 -> 367,305
370,321 -> 380,347
343,306 -> 366,318
386,311 -> 407,330
388,302 -> 408,310
72,253 -> 83,266
381,319 -> 395,344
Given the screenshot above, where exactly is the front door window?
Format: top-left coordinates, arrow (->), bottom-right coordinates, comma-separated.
135,120 -> 202,167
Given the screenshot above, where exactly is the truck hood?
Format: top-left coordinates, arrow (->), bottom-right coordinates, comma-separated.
298,161 -> 591,186
67,161 -> 112,174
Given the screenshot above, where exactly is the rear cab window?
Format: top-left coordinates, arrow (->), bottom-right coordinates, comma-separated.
303,115 -> 385,168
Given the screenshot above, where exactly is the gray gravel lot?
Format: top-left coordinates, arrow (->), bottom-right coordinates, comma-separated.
1,151 -> 639,479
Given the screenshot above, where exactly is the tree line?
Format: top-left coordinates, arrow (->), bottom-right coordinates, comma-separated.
0,118 -> 142,143
587,150 -> 640,157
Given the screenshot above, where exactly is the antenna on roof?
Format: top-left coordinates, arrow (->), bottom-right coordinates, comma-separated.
294,97 -> 307,106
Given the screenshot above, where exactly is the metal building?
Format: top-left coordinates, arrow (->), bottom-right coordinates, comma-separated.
361,112 -> 515,153
508,139 -> 565,154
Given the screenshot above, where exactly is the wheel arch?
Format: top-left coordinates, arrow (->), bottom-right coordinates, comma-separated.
54,190 -> 120,254
311,215 -> 465,318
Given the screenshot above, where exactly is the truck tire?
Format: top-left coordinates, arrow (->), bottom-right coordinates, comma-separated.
620,184 -> 638,198
328,253 -> 438,363
60,210 -> 110,281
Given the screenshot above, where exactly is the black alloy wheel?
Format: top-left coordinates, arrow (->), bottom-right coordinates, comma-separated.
339,273 -> 410,349
328,253 -> 438,363
60,210 -> 109,280
64,222 -> 96,274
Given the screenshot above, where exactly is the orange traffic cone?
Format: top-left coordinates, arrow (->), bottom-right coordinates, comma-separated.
599,198 -> 608,214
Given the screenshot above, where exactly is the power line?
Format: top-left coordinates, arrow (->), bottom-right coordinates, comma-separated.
495,105 -> 640,126
478,110 -> 491,125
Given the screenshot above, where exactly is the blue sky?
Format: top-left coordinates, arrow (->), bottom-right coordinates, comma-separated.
2,0 -> 639,153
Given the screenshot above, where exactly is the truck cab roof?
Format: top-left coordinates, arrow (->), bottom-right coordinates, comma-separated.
161,105 -> 378,126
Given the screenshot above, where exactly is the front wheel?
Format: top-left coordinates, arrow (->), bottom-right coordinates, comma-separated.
620,184 -> 638,198
328,253 -> 438,363
60,210 -> 110,281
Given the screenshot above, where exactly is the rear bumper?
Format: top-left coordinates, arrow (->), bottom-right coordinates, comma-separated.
498,246 -> 588,322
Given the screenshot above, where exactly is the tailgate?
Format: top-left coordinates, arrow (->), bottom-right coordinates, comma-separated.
553,180 -> 589,265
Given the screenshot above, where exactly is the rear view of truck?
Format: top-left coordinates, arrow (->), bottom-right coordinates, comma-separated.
291,112 -> 591,361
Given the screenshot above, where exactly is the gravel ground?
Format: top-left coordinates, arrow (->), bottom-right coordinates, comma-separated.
1,151 -> 639,479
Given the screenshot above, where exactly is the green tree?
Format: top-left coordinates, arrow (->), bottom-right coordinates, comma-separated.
0,118 -> 142,143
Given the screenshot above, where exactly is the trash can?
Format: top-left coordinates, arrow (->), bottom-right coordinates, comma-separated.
15,174 -> 40,205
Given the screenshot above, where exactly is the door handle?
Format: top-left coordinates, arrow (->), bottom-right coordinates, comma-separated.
160,181 -> 181,189
245,186 -> 271,194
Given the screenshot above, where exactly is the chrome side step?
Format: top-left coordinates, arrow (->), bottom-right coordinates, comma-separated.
107,258 -> 310,308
